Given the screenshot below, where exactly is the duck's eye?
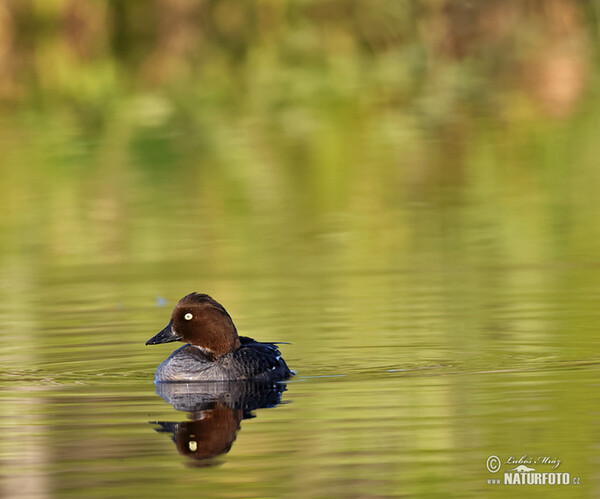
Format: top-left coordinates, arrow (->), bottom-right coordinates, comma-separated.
184,313 -> 193,320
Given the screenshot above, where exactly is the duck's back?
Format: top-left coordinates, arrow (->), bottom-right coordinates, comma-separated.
219,336 -> 292,381
154,336 -> 292,382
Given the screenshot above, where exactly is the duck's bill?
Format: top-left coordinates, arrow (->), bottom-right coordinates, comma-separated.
146,322 -> 182,345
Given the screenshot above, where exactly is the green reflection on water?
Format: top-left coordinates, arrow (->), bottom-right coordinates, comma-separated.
1,1 -> 600,497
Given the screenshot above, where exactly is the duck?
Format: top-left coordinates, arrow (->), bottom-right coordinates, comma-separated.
146,293 -> 293,382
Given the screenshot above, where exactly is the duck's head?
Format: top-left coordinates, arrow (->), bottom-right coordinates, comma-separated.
146,293 -> 240,358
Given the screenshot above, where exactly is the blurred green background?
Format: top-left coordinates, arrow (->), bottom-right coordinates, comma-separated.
2,0 -> 600,269
1,1 -> 600,497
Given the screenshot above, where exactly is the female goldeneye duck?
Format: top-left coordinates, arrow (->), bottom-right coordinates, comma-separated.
146,292 -> 293,382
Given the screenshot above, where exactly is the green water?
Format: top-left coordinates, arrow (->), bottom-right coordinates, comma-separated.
1,1 -> 600,497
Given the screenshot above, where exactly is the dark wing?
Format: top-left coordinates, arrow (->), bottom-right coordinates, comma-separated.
219,337 -> 292,380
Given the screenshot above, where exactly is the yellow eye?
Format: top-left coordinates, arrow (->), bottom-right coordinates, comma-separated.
184,313 -> 193,320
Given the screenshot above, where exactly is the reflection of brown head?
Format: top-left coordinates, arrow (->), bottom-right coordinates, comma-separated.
172,403 -> 243,461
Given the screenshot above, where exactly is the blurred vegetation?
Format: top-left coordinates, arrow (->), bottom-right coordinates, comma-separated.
0,0 -> 599,298
1,1 -> 600,267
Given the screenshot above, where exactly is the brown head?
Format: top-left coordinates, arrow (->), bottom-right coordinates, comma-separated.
146,293 -> 241,358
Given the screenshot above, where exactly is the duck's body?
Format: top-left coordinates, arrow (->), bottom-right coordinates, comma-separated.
146,293 -> 293,383
154,336 -> 291,382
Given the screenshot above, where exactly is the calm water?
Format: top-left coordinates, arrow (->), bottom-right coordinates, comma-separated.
2,2 -> 600,497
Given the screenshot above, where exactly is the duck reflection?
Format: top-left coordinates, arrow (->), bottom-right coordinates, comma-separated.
151,381 -> 288,464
